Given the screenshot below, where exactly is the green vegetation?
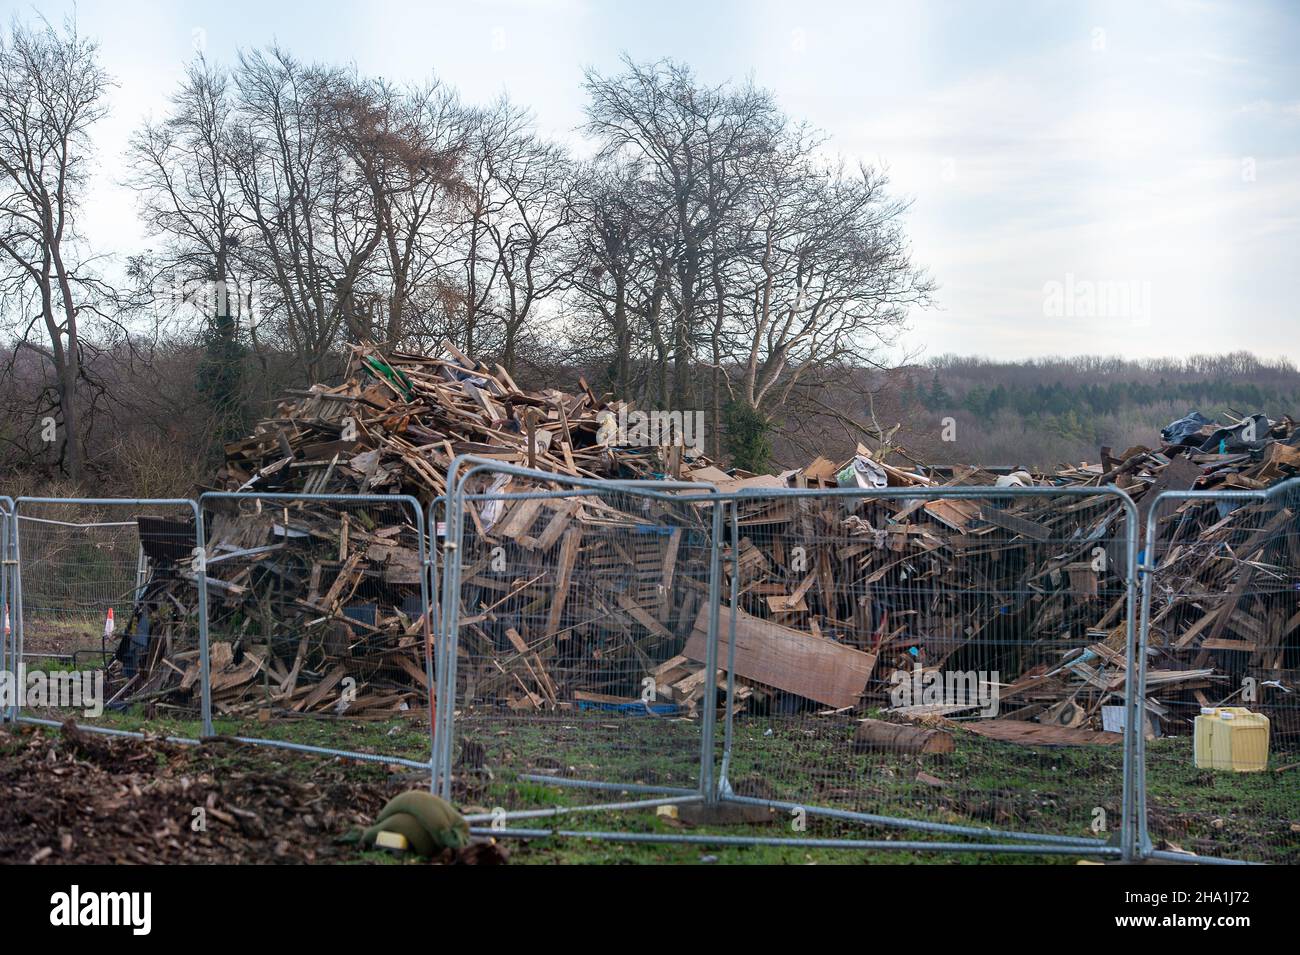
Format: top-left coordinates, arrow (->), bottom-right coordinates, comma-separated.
26,704 -> 1293,863
23,656 -> 99,673
908,375 -> 1299,424
724,401 -> 774,473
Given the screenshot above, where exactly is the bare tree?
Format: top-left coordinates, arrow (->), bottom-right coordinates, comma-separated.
481,109 -> 574,374
224,47 -> 373,382
582,57 -> 781,417
564,160 -> 648,395
574,57 -> 931,467
133,48 -> 468,400
449,99 -> 515,359
564,158 -> 684,407
731,156 -> 932,431
0,25 -> 938,489
128,56 -> 249,443
327,75 -> 465,347
0,16 -> 112,483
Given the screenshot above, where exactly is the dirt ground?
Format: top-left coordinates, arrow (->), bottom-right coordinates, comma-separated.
4,717 -> 1292,865
18,616 -> 110,661
0,722 -> 505,864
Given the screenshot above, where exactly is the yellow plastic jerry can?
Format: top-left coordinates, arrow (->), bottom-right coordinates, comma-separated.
1193,707 -> 1270,772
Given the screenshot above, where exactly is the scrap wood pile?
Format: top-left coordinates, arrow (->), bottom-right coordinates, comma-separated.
214,339 -> 699,495
113,342 -> 1300,743
371,404 -> 1300,741
1131,412 -> 1300,741
655,453 -> 1144,734
116,340 -> 717,719
816,411 -> 1300,743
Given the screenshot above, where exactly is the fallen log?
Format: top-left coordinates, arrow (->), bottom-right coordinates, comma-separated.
853,718 -> 955,754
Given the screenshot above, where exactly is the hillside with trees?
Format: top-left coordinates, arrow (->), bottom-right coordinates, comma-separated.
828,353 -> 1300,470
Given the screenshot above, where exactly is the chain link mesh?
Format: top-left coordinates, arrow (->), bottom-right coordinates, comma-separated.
12,499 -> 202,734
710,487 -> 1134,850
439,468 -> 717,815
1141,481 -> 1300,863
198,493 -> 434,768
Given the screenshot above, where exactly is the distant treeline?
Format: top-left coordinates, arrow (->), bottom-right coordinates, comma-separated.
876,353 -> 1300,468
907,371 -> 1297,421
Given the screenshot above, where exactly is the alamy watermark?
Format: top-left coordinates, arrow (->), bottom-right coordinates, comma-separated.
595,406 -> 705,453
889,664 -> 1000,717
0,665 -> 104,717
1043,273 -> 1151,326
50,885 -> 151,935
150,278 -> 413,336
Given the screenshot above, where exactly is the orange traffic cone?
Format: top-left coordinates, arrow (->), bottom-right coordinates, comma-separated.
103,607 -> 114,640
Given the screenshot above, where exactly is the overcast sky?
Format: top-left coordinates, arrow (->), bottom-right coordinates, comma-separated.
9,0 -> 1300,362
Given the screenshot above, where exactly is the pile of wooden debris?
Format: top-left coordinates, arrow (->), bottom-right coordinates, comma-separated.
467,413 -> 1297,741
112,344 -> 1300,742
116,340 -> 723,720
216,340 -> 710,496
1135,428 -> 1300,741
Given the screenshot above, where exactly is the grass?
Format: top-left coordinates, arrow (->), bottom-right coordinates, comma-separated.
1141,737 -> 1298,861
21,656 -> 100,672
15,701 -> 1295,864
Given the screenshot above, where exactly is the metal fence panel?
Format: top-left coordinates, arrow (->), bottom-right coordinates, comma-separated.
437,457 -> 720,818
7,474 -> 1290,862
197,492 -> 434,772
429,494 -> 448,794
1139,477 -> 1300,864
11,498 -> 207,736
436,460 -> 1137,856
701,485 -> 1138,856
1,495 -> 13,717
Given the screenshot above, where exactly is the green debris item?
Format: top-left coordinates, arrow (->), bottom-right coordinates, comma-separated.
358,791 -> 470,856
363,354 -> 415,401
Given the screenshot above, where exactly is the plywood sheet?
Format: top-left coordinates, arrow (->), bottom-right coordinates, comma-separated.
955,720 -> 1122,746
684,603 -> 874,708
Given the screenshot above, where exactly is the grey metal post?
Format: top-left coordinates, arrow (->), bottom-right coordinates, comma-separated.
11,500 -> 25,722
1136,502 -> 1160,861
425,496 -> 443,794
716,499 -> 741,794
0,497 -> 11,721
1117,489 -> 1141,863
436,482 -> 463,801
193,499 -> 213,737
698,485 -> 724,804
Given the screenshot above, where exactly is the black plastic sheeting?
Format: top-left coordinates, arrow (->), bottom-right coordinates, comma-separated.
1160,410 -> 1273,454
1159,410 -> 1213,447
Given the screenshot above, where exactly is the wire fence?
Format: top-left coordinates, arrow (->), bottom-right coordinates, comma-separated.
196,492 -> 434,770
1,496 -> 13,705
435,459 -> 720,818
708,484 -> 1138,856
0,472 -> 1295,862
1139,479 -> 1300,864
9,498 -> 205,736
